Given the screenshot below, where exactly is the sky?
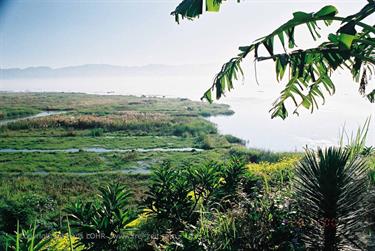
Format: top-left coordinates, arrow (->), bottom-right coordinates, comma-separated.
0,0 -> 369,68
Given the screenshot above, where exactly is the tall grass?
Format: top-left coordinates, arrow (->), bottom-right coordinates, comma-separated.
3,114 -> 218,137
0,108 -> 40,120
66,217 -> 74,251
339,117 -> 373,158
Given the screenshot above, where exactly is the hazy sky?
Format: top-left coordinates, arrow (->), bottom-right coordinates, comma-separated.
0,0 -> 368,68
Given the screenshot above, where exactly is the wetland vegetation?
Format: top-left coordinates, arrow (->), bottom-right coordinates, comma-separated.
1,92 -> 374,250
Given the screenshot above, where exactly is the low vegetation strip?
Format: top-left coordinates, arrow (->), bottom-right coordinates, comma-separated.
0,135 -> 197,150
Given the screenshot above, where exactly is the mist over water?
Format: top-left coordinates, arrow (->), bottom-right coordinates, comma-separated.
1,74 -> 374,152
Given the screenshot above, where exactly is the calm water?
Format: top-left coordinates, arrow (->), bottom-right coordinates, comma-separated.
1,74 -> 374,152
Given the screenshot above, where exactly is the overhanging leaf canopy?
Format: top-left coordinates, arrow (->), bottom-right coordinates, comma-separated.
172,0 -> 375,119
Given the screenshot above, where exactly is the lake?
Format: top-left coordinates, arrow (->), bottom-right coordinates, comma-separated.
1,74 -> 374,152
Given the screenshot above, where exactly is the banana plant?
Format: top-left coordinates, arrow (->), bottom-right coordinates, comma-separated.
172,0 -> 375,119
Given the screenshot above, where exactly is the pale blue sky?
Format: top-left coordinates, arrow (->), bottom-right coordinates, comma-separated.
0,0 -> 368,68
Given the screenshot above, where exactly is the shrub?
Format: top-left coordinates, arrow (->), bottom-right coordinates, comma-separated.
0,194 -> 56,234
295,147 -> 369,250
66,184 -> 137,251
229,146 -> 294,163
246,157 -> 300,191
144,161 -> 195,229
164,209 -> 238,251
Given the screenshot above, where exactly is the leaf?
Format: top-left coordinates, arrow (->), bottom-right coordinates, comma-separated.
315,5 -> 338,18
202,89 -> 213,103
263,37 -> 274,56
301,97 -> 311,109
271,102 -> 288,119
278,32 -> 286,50
366,89 -> 375,103
338,21 -> 357,35
171,0 -> 203,23
206,0 -> 220,12
286,28 -> 295,49
338,33 -> 356,49
328,33 -> 339,44
293,11 -> 312,21
275,54 -> 288,81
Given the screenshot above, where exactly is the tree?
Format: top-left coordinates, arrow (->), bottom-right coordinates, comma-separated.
172,0 -> 375,119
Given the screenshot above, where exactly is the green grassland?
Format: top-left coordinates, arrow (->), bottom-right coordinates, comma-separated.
0,92 -> 258,238
0,92 -> 233,119
0,149 -> 228,173
0,135 -> 197,150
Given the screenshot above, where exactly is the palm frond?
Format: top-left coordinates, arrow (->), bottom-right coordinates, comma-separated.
197,2 -> 375,119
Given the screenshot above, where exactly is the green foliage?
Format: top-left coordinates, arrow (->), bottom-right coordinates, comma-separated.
229,145 -> 299,163
339,117 -> 374,159
171,0 -> 203,23
247,157 -> 300,191
66,184 -> 137,251
196,134 -> 231,149
0,107 -> 40,120
173,1 -> 375,119
173,119 -> 217,137
89,128 -> 104,137
0,194 -> 56,235
164,209 -> 237,251
2,222 -> 52,251
171,0 -> 224,22
237,188 -> 305,250
151,158 -> 304,251
223,134 -> 245,145
145,161 -> 196,228
295,147 -> 369,250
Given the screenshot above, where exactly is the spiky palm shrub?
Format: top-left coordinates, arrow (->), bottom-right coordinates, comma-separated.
295,147 -> 369,250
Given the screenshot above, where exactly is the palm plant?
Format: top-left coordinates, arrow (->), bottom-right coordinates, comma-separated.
66,184 -> 136,251
295,147 -> 369,250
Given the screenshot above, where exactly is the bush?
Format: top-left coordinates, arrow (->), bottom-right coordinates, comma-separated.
90,128 -> 104,137
247,157 -> 300,191
229,146 -> 297,163
66,184 -> 137,250
0,194 -> 56,234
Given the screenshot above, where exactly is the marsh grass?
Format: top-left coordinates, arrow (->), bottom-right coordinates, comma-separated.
0,93 -> 233,117
0,107 -> 40,120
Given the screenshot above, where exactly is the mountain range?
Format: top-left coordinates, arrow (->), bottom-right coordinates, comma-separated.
0,64 -> 216,79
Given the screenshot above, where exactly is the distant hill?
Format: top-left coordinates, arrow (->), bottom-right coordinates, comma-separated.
0,64 -> 216,79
